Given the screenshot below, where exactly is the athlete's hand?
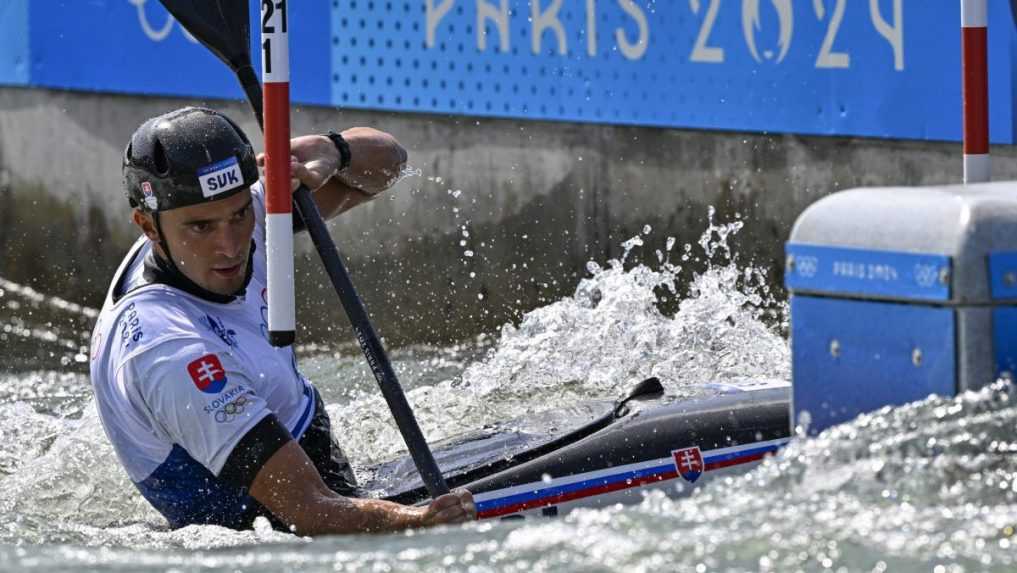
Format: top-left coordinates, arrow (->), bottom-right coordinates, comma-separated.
257,129 -> 407,196
419,489 -> 477,527
333,127 -> 407,196
256,135 -> 338,193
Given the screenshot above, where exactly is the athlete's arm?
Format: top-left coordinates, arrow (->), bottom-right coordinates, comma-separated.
131,339 -> 471,534
246,435 -> 476,535
257,129 -> 407,222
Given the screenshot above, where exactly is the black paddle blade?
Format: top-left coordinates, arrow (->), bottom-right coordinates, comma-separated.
159,0 -> 251,71
159,0 -> 264,126
613,377 -> 665,417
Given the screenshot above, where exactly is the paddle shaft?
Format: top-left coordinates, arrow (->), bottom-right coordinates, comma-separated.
239,78 -> 451,501
291,191 -> 451,498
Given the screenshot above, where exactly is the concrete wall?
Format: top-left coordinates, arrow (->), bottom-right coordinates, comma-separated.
2,86 -> 1015,346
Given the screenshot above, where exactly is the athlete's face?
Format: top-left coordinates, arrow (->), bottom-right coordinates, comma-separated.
134,189 -> 256,296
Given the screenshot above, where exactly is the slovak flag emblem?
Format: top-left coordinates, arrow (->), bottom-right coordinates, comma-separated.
672,446 -> 705,483
187,354 -> 228,394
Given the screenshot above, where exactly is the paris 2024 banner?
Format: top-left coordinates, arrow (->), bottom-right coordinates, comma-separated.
1,0 -> 1014,142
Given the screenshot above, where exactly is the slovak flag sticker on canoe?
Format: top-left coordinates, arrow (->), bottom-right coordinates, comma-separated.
187,354 -> 228,394
672,446 -> 705,483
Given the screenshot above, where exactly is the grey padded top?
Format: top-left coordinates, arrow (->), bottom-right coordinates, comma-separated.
789,181 -> 1017,303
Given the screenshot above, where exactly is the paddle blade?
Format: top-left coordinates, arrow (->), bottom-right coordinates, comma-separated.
159,0 -> 264,127
159,0 -> 252,72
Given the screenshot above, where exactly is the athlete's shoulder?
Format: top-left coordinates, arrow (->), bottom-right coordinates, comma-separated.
127,335 -> 234,382
98,287 -> 231,366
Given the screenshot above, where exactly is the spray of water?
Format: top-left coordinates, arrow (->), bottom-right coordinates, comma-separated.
331,209 -> 790,463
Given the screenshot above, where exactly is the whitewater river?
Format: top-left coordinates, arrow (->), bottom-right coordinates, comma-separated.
2,220 -> 1016,572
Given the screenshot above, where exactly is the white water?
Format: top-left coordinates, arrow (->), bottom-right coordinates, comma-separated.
330,212 -> 788,464
2,216 -> 1015,572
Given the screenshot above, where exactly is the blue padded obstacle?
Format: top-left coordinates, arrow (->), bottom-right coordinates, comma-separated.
786,183 -> 1017,435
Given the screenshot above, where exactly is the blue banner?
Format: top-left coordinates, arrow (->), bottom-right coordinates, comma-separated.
0,0 -> 29,85
3,1 -> 1016,143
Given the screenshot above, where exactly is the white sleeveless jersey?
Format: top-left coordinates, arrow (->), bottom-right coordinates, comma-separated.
89,182 -> 315,526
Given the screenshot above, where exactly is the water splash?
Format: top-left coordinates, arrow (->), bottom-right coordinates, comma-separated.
394,164 -> 423,185
332,211 -> 789,463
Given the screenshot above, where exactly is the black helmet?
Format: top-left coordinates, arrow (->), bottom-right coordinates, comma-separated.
123,107 -> 259,212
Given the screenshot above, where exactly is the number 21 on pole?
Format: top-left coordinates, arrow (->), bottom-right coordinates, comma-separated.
262,0 -> 295,347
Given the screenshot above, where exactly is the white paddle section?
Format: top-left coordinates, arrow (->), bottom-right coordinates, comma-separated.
261,0 -> 295,346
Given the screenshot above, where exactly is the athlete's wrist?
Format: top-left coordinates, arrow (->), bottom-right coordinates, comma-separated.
324,131 -> 352,174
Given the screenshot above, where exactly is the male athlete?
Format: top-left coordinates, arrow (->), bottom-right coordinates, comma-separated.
89,107 -> 475,534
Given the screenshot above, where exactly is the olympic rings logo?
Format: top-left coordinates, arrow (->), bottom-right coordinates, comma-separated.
214,395 -> 251,424
127,0 -> 199,43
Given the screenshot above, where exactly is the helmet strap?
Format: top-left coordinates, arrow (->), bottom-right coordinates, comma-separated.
151,212 -> 176,272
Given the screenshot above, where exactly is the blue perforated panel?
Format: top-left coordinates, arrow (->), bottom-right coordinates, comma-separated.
328,0 -> 1017,142
5,1 -> 1017,143
791,296 -> 956,435
331,1 -> 681,121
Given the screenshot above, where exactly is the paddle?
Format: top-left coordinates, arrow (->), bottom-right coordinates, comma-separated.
384,377 -> 667,505
158,0 -> 450,498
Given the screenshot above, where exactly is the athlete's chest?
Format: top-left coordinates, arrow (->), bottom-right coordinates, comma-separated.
188,281 -> 306,401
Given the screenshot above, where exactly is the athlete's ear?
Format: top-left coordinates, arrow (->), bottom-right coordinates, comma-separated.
132,209 -> 160,242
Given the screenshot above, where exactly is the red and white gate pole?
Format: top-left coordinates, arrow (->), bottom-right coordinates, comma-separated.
262,0 -> 296,346
962,0 -> 990,184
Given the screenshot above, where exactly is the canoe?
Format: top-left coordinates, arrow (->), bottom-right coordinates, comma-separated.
366,378 -> 792,520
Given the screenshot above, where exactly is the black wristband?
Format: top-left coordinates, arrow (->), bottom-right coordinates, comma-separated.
325,130 -> 352,173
